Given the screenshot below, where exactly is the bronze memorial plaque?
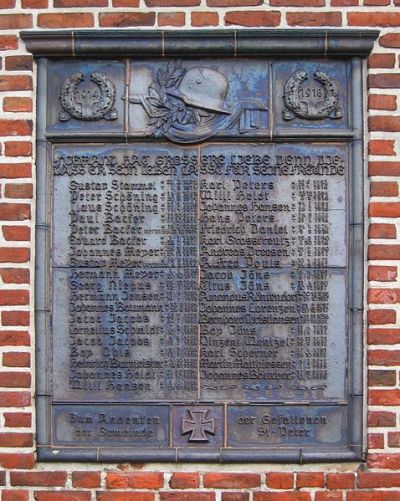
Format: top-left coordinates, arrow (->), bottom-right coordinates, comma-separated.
25,30 -> 378,462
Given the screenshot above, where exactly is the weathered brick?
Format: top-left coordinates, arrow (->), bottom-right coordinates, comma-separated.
272,0 -> 324,4
254,494 -> 311,501
368,95 -> 397,111
55,0 -> 107,5
4,142 -> 32,157
3,98 -> 32,113
369,74 -> 400,88
0,164 -> 31,179
364,0 -> 390,4
0,77 -> 32,92
72,471 -> 101,488
326,473 -> 354,489
368,288 -> 400,304
0,35 -> 18,51
97,493 -> 155,501
4,412 -> 32,428
2,491 -> 29,501
0,391 -> 31,407
22,0 -> 48,6
0,248 -> 30,263
0,289 -> 28,305
369,245 -> 400,260
0,453 -> 34,469
368,432 -> 385,449
369,140 -> 395,156
204,473 -> 260,489
0,204 -> 30,221
348,12 -> 400,26
0,432 -> 32,447
368,53 -> 396,68
225,10 -> 280,26
99,12 -> 155,26
5,56 -> 32,71
348,492 -> 400,500
331,0 -> 357,5
0,0 -> 16,7
5,184 -> 33,199
369,117 -> 400,132
368,349 -> 400,365
0,120 -> 31,137
191,12 -> 219,26
38,13 -> 94,28
208,0 -> 262,5
106,472 -> 164,489
368,455 -> 400,470
170,472 -> 200,489
2,311 -> 30,326
370,181 -> 399,197
0,269 -> 30,284
296,473 -> 325,488
358,472 -> 400,488
113,0 -> 139,4
3,352 -> 30,367
286,12 -> 341,26
146,0 -> 199,4
0,372 -> 30,388
368,265 -> 397,281
160,494 -> 214,501
369,161 -> 400,176
380,33 -> 400,48
0,14 -> 32,29
35,493 -> 91,501
158,12 -> 185,26
368,370 -> 396,386
369,328 -> 400,344
368,410 -> 396,427
3,226 -> 31,241
369,389 -> 400,405
11,471 -> 67,487
367,309 -> 396,325
266,473 -> 294,489
388,432 -> 400,447
315,493 -> 343,501
369,224 -> 396,239
0,331 -> 30,346
221,494 -> 250,501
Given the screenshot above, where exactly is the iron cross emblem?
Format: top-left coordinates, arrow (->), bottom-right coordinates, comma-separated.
181,409 -> 216,442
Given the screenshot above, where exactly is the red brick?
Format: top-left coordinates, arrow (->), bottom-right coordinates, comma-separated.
369,161 -> 400,176
72,471 -> 101,488
2,311 -> 30,326
3,226 -> 30,242
364,0 -> 390,4
35,494 -> 91,501
146,0 -> 199,4
0,391 -> 31,407
0,372 -> 30,388
331,0 -> 357,5
0,204 -> 30,222
380,33 -> 400,48
369,74 -> 400,89
0,164 -> 31,179
369,369 -> 397,386
0,471 -> 5,485
0,290 -> 28,306
22,0 -> 48,6
4,142 -> 32,157
113,0 -> 139,4
349,12 -> 400,26
287,12 -> 341,26
0,120 -> 31,137
266,473 -> 294,489
368,265 -> 397,281
326,473 -> 354,489
55,0 -> 107,5
208,0 -> 262,4
369,224 -> 397,239
3,98 -> 32,113
0,0 -> 16,7
0,249 -> 29,264
5,185 -> 33,200
368,432 -> 385,449
4,412 -> 31,428
369,328 -> 400,344
0,14 -> 32,29
225,10 -> 280,26
272,0 -> 324,3
370,181 -> 399,197
160,494 -> 213,501
106,472 -> 163,489
369,140 -> 395,156
170,473 -> 199,489
368,454 -> 400,469
11,471 -> 67,487
368,309 -> 396,324
3,352 -> 30,367
158,12 -> 185,26
0,269 -> 30,285
369,349 -> 400,365
0,36 -> 17,51
369,117 -> 400,133
204,473 -> 260,489
0,432 -> 32,447
2,491 -> 29,501
38,13 -> 94,28
254,494 -> 311,501
99,12 -> 155,26
97,494 -> 155,501
388,432 -> 400,447
222,494 -> 249,501
368,95 -> 397,111
192,12 -> 218,26
315,494 -> 343,501
369,389 -> 400,405
369,245 -> 400,260
368,288 -> 400,304
5,56 -> 32,71
0,77 -> 32,93
368,410 -> 396,427
0,453 -> 34,469
348,492 -> 400,501
0,331 -> 30,346
369,54 -> 396,69
358,472 -> 400,488
297,472 -> 325,488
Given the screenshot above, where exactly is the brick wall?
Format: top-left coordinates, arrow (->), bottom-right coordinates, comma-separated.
0,0 -> 399,500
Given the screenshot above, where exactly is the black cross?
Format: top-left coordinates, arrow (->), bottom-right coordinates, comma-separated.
181,410 -> 216,442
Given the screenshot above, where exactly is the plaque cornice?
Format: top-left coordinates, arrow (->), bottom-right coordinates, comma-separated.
21,29 -> 379,58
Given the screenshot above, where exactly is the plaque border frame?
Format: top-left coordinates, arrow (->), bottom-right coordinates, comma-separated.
24,29 -> 378,463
